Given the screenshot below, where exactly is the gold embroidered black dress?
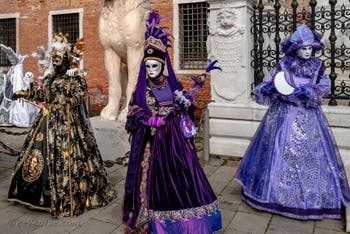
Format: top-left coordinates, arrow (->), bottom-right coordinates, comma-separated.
8,74 -> 116,217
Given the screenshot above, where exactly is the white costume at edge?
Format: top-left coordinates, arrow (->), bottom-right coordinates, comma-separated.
0,44 -> 38,127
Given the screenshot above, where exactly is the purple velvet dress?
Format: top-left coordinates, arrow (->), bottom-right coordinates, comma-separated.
235,56 -> 350,219
123,77 -> 221,233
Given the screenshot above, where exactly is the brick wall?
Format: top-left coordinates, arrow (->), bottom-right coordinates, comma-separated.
150,0 -> 212,117
0,0 -> 211,117
0,0 -> 107,111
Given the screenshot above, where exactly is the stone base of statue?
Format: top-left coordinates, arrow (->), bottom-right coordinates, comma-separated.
89,116 -> 130,161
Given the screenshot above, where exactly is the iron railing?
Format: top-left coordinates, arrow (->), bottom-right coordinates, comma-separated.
251,0 -> 350,106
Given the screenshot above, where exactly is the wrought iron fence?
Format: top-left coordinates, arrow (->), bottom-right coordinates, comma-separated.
251,0 -> 350,106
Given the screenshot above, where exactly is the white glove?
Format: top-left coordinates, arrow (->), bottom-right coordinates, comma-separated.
65,68 -> 78,77
174,90 -> 192,110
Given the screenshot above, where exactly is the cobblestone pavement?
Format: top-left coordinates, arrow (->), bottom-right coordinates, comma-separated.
0,126 -> 348,234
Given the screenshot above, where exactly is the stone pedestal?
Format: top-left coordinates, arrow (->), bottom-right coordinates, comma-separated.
89,116 -> 130,161
206,0 -> 254,160
207,0 -> 254,104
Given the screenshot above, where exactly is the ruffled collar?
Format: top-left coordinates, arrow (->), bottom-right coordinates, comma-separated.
282,56 -> 320,79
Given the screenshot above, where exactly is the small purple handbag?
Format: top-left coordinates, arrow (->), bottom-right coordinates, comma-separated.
179,115 -> 197,138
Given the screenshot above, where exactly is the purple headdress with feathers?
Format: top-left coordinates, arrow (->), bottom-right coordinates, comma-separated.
135,10 -> 182,111
281,24 -> 324,55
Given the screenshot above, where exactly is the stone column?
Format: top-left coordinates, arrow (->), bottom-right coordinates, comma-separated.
206,0 -> 256,158
207,0 -> 254,104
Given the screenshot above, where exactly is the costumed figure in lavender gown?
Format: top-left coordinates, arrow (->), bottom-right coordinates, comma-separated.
8,33 -> 116,217
123,11 -> 222,234
235,24 -> 350,219
0,44 -> 38,127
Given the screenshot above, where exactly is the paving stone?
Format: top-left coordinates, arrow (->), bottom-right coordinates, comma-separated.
205,156 -> 226,167
0,169 -> 13,181
34,226 -> 79,234
72,204 -> 110,225
221,182 -> 243,198
315,218 -> 346,232
227,179 -> 242,194
208,166 -> 235,194
21,217 -> 82,234
266,229 -> 307,234
114,182 -> 125,200
110,225 -> 125,234
313,228 -> 347,234
238,202 -> 272,218
225,159 -> 240,168
0,184 -> 9,196
0,155 -> 17,169
0,206 -> 27,226
107,170 -> 124,185
218,196 -> 242,213
119,166 -> 128,178
267,215 -> 314,234
105,165 -> 119,174
218,185 -> 242,213
93,200 -> 122,226
223,228 -> 249,234
70,218 -> 118,234
220,209 -> 236,232
228,211 -> 271,234
0,222 -> 39,234
202,164 -> 218,177
6,202 -> 50,218
0,197 -> 11,210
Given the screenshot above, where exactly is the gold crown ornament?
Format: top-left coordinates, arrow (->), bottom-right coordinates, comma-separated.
144,36 -> 167,64
50,32 -> 70,57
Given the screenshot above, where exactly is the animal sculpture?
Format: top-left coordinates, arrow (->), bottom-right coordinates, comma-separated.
98,0 -> 151,121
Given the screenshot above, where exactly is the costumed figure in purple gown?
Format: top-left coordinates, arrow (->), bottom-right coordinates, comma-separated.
235,24 -> 350,219
123,11 -> 222,234
8,33 -> 116,217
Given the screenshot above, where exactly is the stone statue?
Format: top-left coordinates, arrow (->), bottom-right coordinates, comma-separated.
98,0 -> 151,121
212,8 -> 245,37
207,8 -> 246,103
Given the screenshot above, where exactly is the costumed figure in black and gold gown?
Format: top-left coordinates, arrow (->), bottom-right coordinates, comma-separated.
8,33 -> 116,217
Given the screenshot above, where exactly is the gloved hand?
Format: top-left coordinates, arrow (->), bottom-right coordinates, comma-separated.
174,90 -> 192,109
12,90 -> 29,100
142,116 -> 165,127
65,68 -> 78,77
294,86 -> 312,97
260,84 -> 277,94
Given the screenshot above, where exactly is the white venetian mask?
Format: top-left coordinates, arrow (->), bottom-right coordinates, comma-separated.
145,60 -> 162,79
297,45 -> 313,60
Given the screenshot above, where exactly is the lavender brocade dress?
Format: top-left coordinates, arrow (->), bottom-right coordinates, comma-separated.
235,56 -> 350,219
123,78 -> 221,233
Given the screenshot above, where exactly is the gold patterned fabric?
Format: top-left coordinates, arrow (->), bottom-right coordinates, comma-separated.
8,74 -> 116,217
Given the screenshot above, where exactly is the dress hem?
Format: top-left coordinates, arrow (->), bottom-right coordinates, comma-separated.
241,193 -> 342,220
